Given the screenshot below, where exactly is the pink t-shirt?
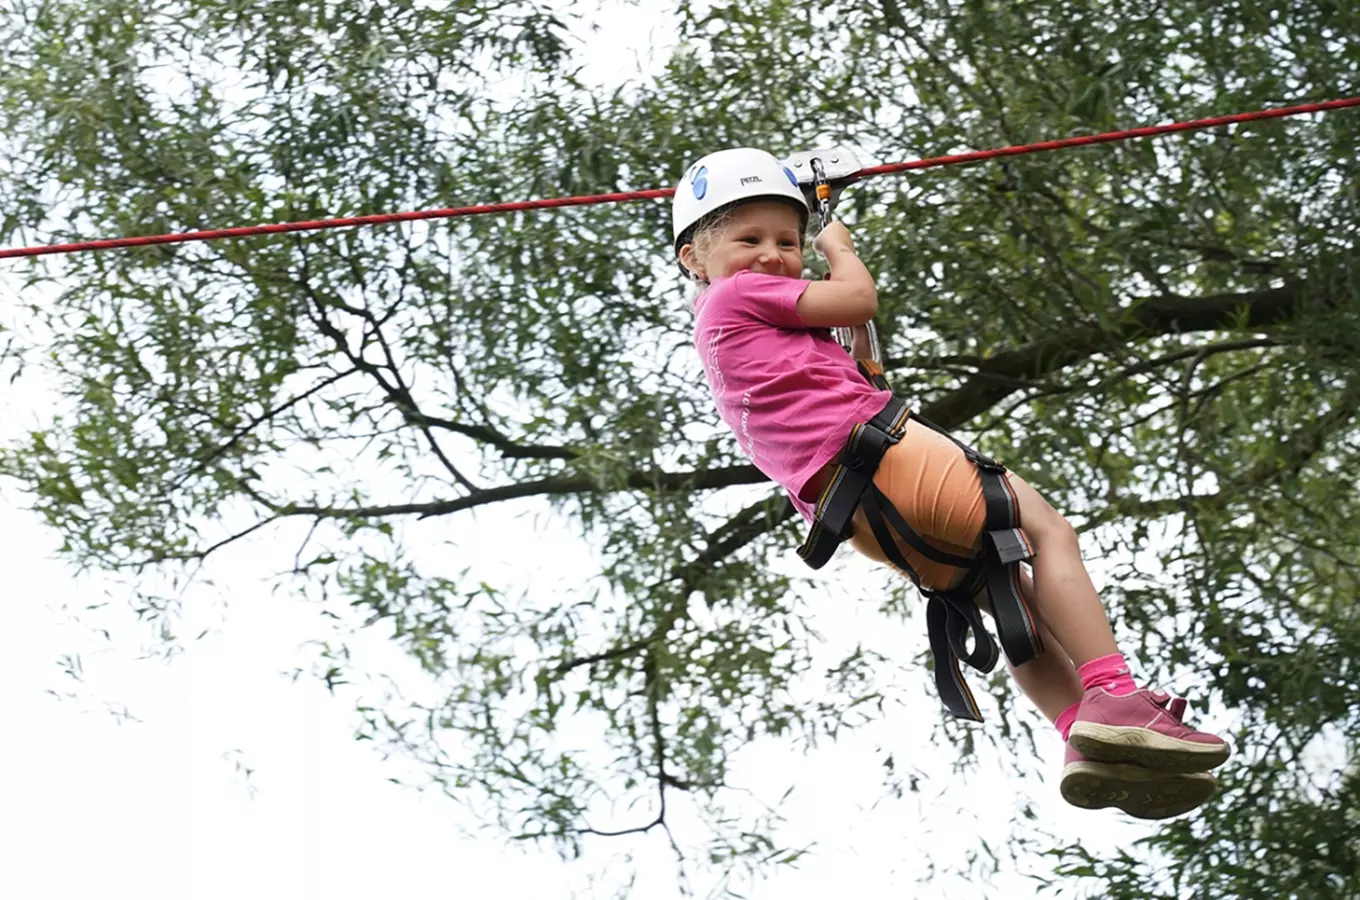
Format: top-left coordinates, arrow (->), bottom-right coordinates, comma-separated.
692,270 -> 892,523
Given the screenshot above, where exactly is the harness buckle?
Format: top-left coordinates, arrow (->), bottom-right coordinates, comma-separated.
971,453 -> 1006,474
841,452 -> 876,475
844,420 -> 897,474
987,527 -> 1034,566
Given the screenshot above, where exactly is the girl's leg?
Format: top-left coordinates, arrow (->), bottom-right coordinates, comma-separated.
973,556 -> 1219,820
1001,474 -> 1119,667
976,568 -> 1082,723
1004,476 -> 1229,774
842,425 -> 1228,801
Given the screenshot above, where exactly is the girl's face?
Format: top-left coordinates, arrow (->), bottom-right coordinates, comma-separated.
681,200 -> 804,282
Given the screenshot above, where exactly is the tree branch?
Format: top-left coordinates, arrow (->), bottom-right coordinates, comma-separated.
247,463 -> 765,521
1078,377 -> 1360,533
135,514 -> 284,566
296,248 -> 478,491
408,411 -> 579,461
921,279 -> 1323,426
575,648 -> 678,842
167,366 -> 362,493
551,492 -> 793,685
553,634 -> 657,675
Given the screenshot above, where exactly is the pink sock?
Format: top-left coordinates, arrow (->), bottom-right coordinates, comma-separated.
1055,701 -> 1081,741
1077,653 -> 1138,696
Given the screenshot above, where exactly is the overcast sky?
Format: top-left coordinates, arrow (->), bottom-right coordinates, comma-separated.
0,4 -> 1179,897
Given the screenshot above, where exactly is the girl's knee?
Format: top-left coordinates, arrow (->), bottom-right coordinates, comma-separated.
1034,511 -> 1081,554
1008,475 -> 1080,552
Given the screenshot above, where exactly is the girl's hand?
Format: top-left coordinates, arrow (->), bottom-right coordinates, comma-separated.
813,221 -> 855,257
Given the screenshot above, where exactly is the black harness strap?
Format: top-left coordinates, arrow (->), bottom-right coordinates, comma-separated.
907,414 -> 1045,670
797,396 -> 910,570
797,361 -> 1044,721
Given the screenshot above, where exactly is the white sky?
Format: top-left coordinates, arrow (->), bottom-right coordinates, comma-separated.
0,3 -> 1196,898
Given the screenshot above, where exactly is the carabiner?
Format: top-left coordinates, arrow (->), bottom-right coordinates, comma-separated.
810,156 -> 835,233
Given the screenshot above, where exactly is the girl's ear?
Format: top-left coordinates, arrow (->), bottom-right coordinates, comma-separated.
678,243 -> 703,281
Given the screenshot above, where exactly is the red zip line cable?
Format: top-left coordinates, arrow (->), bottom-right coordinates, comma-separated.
2,97 -> 1357,261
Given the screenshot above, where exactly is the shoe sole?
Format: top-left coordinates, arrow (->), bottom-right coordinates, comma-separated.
1061,761 -> 1216,820
1068,722 -> 1230,773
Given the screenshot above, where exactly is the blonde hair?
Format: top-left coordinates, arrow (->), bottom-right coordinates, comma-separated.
683,210 -> 735,285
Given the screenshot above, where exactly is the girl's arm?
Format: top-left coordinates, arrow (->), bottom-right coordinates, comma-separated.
796,221 -> 877,326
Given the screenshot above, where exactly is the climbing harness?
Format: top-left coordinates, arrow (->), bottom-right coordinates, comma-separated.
797,360 -> 1042,721
5,97 -> 1353,260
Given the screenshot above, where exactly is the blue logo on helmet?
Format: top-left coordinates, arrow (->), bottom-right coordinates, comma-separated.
783,166 -> 798,188
692,166 -> 709,200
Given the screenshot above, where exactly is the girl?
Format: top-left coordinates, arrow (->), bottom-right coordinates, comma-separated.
673,147 -> 1230,820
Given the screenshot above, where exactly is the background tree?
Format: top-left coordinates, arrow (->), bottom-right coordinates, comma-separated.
1,0 -> 1357,895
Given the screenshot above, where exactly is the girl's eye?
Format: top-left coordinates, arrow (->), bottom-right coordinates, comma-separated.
740,236 -> 759,245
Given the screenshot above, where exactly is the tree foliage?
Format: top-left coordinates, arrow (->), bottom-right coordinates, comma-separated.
2,0 -> 1358,895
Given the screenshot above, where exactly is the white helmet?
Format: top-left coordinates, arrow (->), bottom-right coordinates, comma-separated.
671,147 -> 809,259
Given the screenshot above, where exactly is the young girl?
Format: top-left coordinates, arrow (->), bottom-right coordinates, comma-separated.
673,147 -> 1231,820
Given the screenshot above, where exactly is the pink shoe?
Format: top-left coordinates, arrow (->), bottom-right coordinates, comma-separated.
1060,743 -> 1217,820
1068,687 -> 1231,773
